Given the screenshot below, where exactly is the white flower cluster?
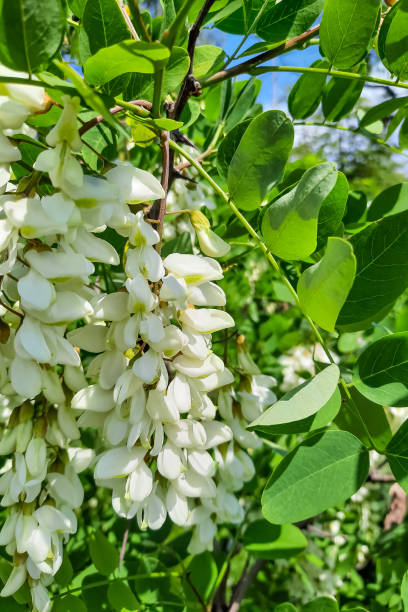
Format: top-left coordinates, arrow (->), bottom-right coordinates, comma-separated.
0,68 -> 272,610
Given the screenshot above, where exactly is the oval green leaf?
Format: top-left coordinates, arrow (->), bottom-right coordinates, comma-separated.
243,520 -> 307,560
302,597 -> 339,612
257,0 -> 324,45
89,530 -> 119,576
228,110 -> 294,211
298,237 -> 356,333
338,210 -> 408,329
354,332 -> 408,407
262,430 -> 369,524
378,0 -> 408,81
261,162 -> 338,260
320,0 -> 381,69
367,182 -> 408,221
249,364 -> 340,433
386,420 -> 408,493
288,60 -> 329,120
0,0 -> 66,72
84,41 -> 170,86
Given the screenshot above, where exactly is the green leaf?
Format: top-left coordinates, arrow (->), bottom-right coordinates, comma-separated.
367,182 -> 408,221
256,0 -> 324,45
89,530 -> 119,576
335,386 -> 392,451
342,190 -> 367,225
386,421 -> 408,493
217,119 -> 251,180
338,211 -> 408,329
194,45 -> 225,79
228,110 -> 294,211
225,78 -> 260,132
124,46 -> 189,101
354,332 -> 408,407
274,605 -> 297,612
107,581 -> 138,612
399,116 -> 408,149
80,0 -> 129,58
261,162 -> 338,260
262,430 -> 369,524
84,41 -> 170,86
401,570 -> 408,611
378,0 -> 408,80
359,96 -> 408,129
249,364 -> 340,433
52,595 -> 87,612
297,237 -> 356,333
317,172 -> 349,249
303,597 -> 339,612
185,552 -> 218,603
320,0 -> 381,69
55,554 -> 74,587
243,520 -> 307,560
322,65 -> 366,122
0,0 -> 66,72
288,60 -> 329,120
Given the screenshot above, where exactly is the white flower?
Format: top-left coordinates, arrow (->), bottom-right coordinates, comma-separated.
163,253 -> 223,285
106,162 -> 164,203
190,211 -> 230,258
0,563 -> 27,597
179,308 -> 234,334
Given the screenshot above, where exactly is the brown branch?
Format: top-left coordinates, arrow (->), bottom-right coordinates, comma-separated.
119,528 -> 129,569
0,299 -> 24,319
201,24 -> 320,88
171,0 -> 217,120
116,0 -> 139,40
79,100 -> 152,136
147,131 -> 170,252
384,483 -> 407,530
228,559 -> 264,612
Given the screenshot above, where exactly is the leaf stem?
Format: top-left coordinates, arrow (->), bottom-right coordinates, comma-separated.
128,1 -> 152,41
202,64 -> 408,93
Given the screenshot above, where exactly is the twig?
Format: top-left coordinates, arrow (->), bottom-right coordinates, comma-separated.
79,100 -> 152,136
116,0 -> 139,39
147,131 -> 170,252
0,299 -> 24,319
171,0 -> 216,120
185,573 -> 207,612
119,528 -> 129,569
201,25 -> 320,88
228,559 -> 264,611
128,1 -> 152,41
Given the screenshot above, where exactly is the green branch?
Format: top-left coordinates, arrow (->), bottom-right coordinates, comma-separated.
294,120 -> 408,159
203,63 -> 408,92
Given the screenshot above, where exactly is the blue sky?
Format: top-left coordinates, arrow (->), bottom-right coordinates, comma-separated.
221,33 -> 321,110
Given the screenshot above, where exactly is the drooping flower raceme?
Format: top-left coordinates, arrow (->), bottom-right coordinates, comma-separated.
0,73 -> 274,610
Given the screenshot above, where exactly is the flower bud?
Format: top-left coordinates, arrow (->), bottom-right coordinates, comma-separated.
190,210 -> 230,258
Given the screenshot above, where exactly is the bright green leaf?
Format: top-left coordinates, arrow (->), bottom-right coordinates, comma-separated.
0,0 -> 65,73
243,520 -> 307,560
378,0 -> 408,80
228,110 -> 294,211
335,386 -> 392,451
89,530 -> 119,576
386,421 -> 408,493
320,0 -> 381,69
359,96 -> 408,129
338,211 -> 408,329
322,65 -> 366,122
401,570 -> 408,611
185,552 -> 218,603
107,581 -> 138,612
217,119 -> 251,180
303,597 -> 339,612
262,430 -> 369,524
274,605 -> 297,612
298,237 -> 356,332
249,364 -> 340,433
261,162 -> 338,260
257,0 -> 324,44
288,60 -> 329,120
354,332 -> 408,407
52,595 -> 87,612
367,182 -> 408,220
317,171 -> 349,249
84,41 -> 170,86
194,45 -> 225,79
